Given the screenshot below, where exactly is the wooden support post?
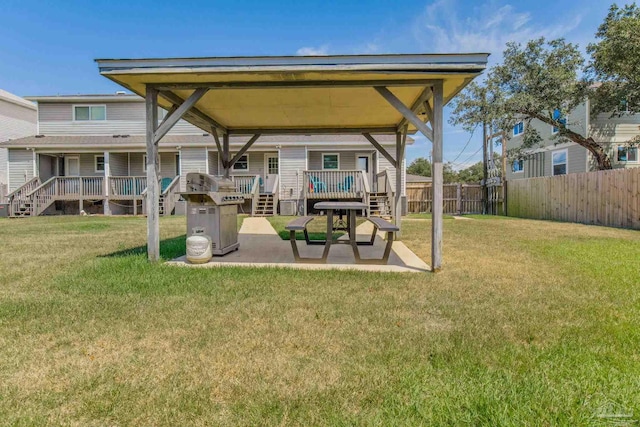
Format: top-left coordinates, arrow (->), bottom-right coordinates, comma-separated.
228,134 -> 261,168
431,82 -> 444,272
394,131 -> 404,236
103,151 -> 111,215
146,86 -> 160,262
456,183 -> 462,215
222,133 -> 230,178
374,86 -> 434,141
362,133 -> 397,168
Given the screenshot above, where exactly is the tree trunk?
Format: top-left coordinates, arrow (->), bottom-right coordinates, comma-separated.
531,113 -> 613,170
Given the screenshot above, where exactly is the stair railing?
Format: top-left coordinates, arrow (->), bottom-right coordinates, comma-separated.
6,177 -> 41,216
361,170 -> 370,216
160,175 -> 181,216
250,174 -> 260,216
25,177 -> 57,216
271,174 -> 280,215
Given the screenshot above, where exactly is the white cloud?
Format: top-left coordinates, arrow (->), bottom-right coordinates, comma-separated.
296,45 -> 330,56
411,0 -> 583,61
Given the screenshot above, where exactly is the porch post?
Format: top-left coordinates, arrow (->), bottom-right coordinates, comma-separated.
222,133 -> 230,178
431,81 -> 444,272
103,151 -> 111,215
394,131 -> 404,235
146,86 -> 160,262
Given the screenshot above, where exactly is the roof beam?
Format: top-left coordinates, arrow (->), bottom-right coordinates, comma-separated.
228,134 -> 261,168
158,90 -> 227,134
398,86 -> 433,130
211,127 -> 223,158
227,126 -> 397,135
150,79 -> 441,91
374,86 -> 434,141
362,133 -> 396,168
153,88 -> 208,144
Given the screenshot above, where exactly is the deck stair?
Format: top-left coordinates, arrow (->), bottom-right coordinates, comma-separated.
369,192 -> 392,217
253,193 -> 276,216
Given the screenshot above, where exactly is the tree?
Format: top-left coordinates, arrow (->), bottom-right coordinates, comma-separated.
443,163 -> 458,184
587,3 -> 640,117
406,157 -> 432,177
456,161 -> 484,184
450,38 -> 613,170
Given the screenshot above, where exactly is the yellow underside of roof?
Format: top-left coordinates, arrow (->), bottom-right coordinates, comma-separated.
105,71 -> 478,132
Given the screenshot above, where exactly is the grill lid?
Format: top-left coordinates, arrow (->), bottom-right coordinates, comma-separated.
185,173 -> 236,193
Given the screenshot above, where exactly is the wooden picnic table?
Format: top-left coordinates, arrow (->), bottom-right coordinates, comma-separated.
285,201 -> 399,264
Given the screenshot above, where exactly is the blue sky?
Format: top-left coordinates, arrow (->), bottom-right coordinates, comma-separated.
0,0 -> 613,167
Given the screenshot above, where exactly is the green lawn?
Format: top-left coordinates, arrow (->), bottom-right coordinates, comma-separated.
0,215 -> 639,425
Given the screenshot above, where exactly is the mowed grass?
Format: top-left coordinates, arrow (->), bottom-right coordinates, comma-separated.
0,215 -> 639,425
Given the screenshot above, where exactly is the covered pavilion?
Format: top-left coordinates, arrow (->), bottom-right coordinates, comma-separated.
96,53 -> 489,271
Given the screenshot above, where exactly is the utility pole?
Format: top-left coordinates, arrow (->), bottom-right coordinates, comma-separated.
482,122 -> 488,214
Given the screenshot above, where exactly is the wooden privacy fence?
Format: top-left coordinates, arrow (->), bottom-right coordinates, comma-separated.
407,183 -> 498,214
507,167 -> 640,229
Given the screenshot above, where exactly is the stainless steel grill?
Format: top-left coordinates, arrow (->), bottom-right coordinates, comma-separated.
180,173 -> 244,256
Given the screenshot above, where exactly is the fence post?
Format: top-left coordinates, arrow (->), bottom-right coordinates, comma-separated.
456,183 -> 462,215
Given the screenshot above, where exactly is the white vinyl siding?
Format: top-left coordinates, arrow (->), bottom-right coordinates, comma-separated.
37,101 -> 202,135
377,151 -> 404,196
279,146 -> 306,201
207,151 -> 218,176
0,148 -> 7,187
179,147 -> 207,191
109,153 -> 129,176
8,149 -> 35,192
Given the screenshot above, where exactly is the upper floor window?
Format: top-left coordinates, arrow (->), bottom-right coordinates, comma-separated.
95,155 -> 105,173
512,159 -> 524,173
551,109 -> 566,134
74,105 -> 106,121
322,153 -> 339,170
617,145 -> 638,162
513,121 -> 524,136
552,149 -> 568,175
232,154 -> 249,171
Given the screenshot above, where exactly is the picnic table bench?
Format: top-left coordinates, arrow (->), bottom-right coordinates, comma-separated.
285,203 -> 399,264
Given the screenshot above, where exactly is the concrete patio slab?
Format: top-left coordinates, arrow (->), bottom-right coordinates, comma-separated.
167,217 -> 430,273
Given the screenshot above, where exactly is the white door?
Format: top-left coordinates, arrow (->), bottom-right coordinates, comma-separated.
65,156 -> 80,176
264,153 -> 279,193
356,153 -> 372,189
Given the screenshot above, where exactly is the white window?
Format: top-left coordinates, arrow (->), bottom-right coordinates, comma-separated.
322,153 -> 339,170
232,154 -> 249,171
617,146 -> 638,163
143,154 -> 161,173
74,105 -> 106,121
512,159 -> 524,173
513,121 -> 524,136
551,109 -> 566,134
552,149 -> 567,176
94,155 -> 105,173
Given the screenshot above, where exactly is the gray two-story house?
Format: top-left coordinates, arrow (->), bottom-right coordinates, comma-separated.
1,93 -> 407,217
0,89 -> 37,202
505,100 -> 639,181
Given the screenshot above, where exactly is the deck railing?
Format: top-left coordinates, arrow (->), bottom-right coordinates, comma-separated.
55,177 -> 105,198
109,176 -> 147,198
303,170 -> 366,199
231,175 -> 259,196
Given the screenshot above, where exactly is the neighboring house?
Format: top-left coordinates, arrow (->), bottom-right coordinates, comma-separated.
1,93 -> 408,217
406,173 -> 432,184
505,100 -> 640,180
0,89 -> 37,201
